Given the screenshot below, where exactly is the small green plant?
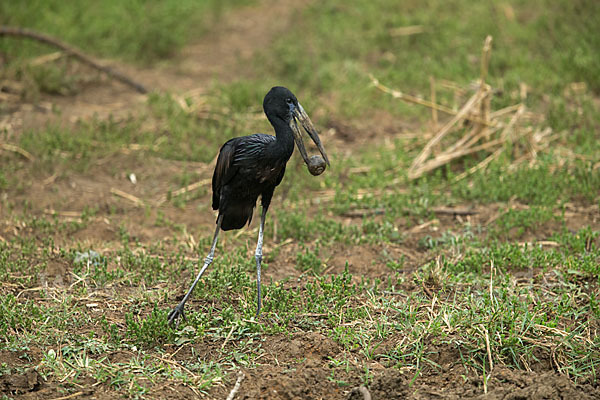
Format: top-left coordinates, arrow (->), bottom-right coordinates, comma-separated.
296,245 -> 323,273
125,307 -> 175,347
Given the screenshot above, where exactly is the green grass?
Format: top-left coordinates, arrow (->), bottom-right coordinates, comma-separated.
1,0 -> 599,397
259,0 -> 600,117
1,228 -> 598,393
0,0 -> 252,63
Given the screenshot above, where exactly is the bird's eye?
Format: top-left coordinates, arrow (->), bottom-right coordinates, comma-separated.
286,98 -> 293,104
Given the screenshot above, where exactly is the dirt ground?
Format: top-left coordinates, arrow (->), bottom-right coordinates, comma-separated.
2,0 -> 600,399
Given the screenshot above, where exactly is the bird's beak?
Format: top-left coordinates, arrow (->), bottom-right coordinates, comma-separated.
290,103 -> 330,167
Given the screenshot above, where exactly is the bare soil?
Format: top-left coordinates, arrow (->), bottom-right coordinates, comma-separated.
2,0 -> 599,399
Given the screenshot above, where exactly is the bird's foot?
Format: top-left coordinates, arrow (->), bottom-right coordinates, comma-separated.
167,304 -> 187,326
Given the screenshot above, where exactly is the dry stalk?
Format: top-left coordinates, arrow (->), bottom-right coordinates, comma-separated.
430,76 -> 438,128
490,103 -> 522,119
409,88 -> 490,178
28,51 -> 66,67
156,178 -> 211,206
226,371 -> 246,400
483,326 -> 494,371
446,123 -> 501,156
500,104 -> 526,141
453,147 -> 503,182
221,325 -> 235,350
479,36 -> 493,90
371,35 -> 550,180
0,142 -> 35,161
370,74 -> 494,127
389,25 -> 425,37
110,188 -> 146,208
410,136 -> 503,179
49,391 -> 85,400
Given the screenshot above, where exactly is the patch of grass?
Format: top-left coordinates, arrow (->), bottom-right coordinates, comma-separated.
254,0 -> 600,121
125,306 -> 175,347
2,0 -> 600,396
1,222 -> 599,394
493,206 -> 559,238
453,158 -> 600,206
0,295 -> 42,339
296,244 -> 324,274
0,0 -> 253,63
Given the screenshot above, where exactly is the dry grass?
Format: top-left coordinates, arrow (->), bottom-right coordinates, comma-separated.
370,36 -> 556,181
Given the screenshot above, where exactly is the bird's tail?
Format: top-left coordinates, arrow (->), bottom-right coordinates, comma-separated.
219,203 -> 254,231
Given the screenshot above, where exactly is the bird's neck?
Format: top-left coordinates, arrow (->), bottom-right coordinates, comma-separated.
269,117 -> 295,160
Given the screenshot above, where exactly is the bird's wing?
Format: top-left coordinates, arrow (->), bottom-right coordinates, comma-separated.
232,134 -> 275,165
212,134 -> 276,210
212,139 -> 237,210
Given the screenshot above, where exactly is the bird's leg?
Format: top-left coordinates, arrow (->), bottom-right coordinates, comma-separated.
254,206 -> 268,318
168,215 -> 222,326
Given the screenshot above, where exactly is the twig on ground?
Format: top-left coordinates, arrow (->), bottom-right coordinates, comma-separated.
389,25 -> 425,36
422,282 -> 434,298
432,207 -> 478,216
28,51 -> 65,66
0,142 -> 35,161
110,188 -> 146,208
297,313 -> 328,318
341,208 -> 385,218
407,219 -> 438,234
226,371 -> 245,400
43,209 -> 82,218
156,178 -> 211,206
0,26 -> 148,94
221,325 -> 235,350
49,391 -> 85,400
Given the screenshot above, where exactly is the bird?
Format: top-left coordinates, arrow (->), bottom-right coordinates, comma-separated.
168,86 -> 329,325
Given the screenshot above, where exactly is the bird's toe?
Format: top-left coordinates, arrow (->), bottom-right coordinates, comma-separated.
167,305 -> 186,326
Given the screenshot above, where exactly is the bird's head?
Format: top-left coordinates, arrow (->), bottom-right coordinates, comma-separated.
263,86 -> 330,169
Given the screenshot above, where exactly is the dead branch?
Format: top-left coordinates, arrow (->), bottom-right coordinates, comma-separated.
409,88 -> 490,177
0,26 -> 148,94
453,147 -> 503,182
110,188 -> 147,207
409,126 -> 502,179
389,25 -> 425,37
226,371 -> 245,400
155,178 -> 211,206
479,36 -> 493,89
341,208 -> 385,218
432,207 -> 478,216
370,35 -> 550,180
49,391 -> 85,400
370,74 -> 494,127
0,142 -> 35,161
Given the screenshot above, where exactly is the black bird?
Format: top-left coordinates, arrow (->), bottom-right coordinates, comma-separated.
168,86 -> 329,324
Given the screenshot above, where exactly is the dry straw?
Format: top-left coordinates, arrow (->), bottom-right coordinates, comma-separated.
371,35 -> 551,180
